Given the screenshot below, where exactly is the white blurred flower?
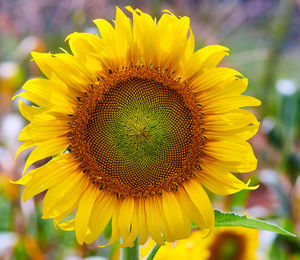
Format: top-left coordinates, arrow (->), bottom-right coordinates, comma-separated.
0,147 -> 14,172
0,62 -> 18,79
17,36 -> 40,60
259,168 -> 278,186
85,257 -> 107,260
258,230 -> 277,260
0,232 -> 18,256
1,113 -> 24,147
276,79 -> 298,96
260,116 -> 276,134
84,27 -> 99,36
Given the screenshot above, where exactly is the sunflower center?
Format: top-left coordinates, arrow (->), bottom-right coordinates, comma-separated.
70,66 -> 204,198
112,108 -> 165,166
209,232 -> 246,260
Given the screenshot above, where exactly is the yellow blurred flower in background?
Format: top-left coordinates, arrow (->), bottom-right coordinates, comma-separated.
141,227 -> 259,260
0,173 -> 18,201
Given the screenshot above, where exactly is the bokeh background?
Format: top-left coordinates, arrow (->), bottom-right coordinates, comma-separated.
0,0 -> 300,259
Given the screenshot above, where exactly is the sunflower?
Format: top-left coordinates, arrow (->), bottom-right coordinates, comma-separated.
14,7 -> 260,247
141,226 -> 259,260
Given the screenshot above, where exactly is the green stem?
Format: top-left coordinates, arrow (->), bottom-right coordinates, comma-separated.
146,244 -> 161,260
122,239 -> 139,260
260,0 -> 296,117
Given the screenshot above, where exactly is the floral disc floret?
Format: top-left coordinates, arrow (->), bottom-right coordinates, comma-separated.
70,65 -> 205,199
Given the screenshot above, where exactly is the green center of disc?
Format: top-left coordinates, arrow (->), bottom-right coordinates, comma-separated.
110,105 -> 168,166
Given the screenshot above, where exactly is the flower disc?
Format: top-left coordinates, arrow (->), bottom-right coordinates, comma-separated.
71,67 -> 204,198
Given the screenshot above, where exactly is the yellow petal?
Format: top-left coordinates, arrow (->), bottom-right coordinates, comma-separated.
11,166 -> 38,186
203,109 -> 260,141
203,140 -> 257,172
153,195 -> 175,242
137,199 -> 149,245
202,95 -> 261,114
15,78 -> 77,114
13,90 -> 49,108
22,78 -> 53,103
94,18 -> 115,40
197,164 -> 257,195
31,51 -> 93,93
145,197 -> 165,245
182,45 -> 229,82
118,196 -> 135,241
203,109 -> 259,131
15,141 -> 38,162
18,99 -> 44,121
66,32 -> 104,74
22,137 -> 69,174
185,28 -> 195,57
126,6 -> 156,66
93,7 -> 134,69
161,191 -> 191,240
42,169 -> 89,222
98,200 -> 121,247
21,154 -> 78,201
120,200 -> 139,247
204,123 -> 260,141
195,77 -> 248,103
190,67 -> 242,92
181,180 -> 214,231
18,120 -> 69,142
115,7 -> 133,62
75,185 -> 99,245
200,46 -> 229,69
85,192 -> 115,244
59,219 -> 75,231
155,13 -> 190,72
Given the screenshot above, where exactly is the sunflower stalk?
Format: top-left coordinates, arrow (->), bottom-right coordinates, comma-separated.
122,239 -> 139,260
146,244 -> 161,260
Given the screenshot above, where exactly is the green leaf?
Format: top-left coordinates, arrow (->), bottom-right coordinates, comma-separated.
212,210 -> 296,237
146,210 -> 296,260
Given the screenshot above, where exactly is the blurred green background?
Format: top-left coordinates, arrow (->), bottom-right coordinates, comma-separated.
0,0 -> 300,259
